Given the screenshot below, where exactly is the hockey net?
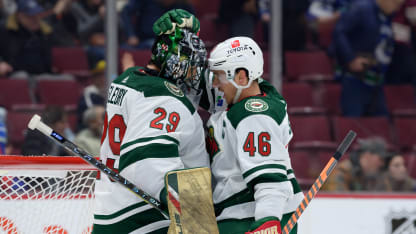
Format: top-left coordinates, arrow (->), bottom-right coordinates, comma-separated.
0,156 -> 98,234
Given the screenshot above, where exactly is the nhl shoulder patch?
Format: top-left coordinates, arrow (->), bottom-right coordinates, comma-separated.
164,81 -> 184,97
245,98 -> 269,112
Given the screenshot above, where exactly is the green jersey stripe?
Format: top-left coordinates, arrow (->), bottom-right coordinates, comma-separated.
119,143 -> 179,172
247,173 -> 288,191
214,188 -> 255,216
94,202 -> 148,220
93,208 -> 168,234
290,178 -> 302,194
242,164 -> 287,179
121,135 -> 179,151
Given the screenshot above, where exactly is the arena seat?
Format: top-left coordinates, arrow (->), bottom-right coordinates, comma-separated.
318,21 -> 336,48
282,82 -> 326,115
384,85 -> 416,116
285,51 -> 333,82
36,80 -> 82,106
289,115 -> 337,151
52,47 -> 90,77
119,49 -> 152,71
321,83 -> 342,115
394,117 -> 416,152
193,0 -> 220,20
0,79 -> 32,109
290,151 -> 312,179
332,116 -> 393,148
7,111 -> 35,146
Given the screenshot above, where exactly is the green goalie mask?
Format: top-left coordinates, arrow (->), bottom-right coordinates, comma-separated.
151,28 -> 207,91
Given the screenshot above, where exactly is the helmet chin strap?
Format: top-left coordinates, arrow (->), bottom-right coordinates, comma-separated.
229,79 -> 253,104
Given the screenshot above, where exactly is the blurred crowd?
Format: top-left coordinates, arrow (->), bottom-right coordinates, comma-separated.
0,0 -> 415,193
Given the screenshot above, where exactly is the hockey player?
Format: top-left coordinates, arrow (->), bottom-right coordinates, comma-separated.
92,28 -> 209,233
154,10 -> 303,234
206,37 -> 304,234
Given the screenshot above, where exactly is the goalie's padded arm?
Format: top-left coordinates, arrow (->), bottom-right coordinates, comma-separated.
28,114 -> 53,136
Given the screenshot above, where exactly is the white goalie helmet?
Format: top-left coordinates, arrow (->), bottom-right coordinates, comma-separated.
208,37 -> 263,103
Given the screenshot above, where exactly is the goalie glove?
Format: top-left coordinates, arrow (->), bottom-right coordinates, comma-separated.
245,217 -> 282,234
152,9 -> 200,35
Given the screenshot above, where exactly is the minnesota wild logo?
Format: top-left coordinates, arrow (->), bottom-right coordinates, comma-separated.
206,126 -> 220,159
245,99 -> 269,112
164,81 -> 184,97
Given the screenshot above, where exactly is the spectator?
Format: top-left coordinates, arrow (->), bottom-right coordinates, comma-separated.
121,0 -> 194,49
376,153 -> 416,191
0,107 -> 7,154
330,0 -> 405,117
76,60 -> 106,131
70,0 -> 106,64
22,106 -> 71,156
74,105 -> 105,157
308,0 -> 351,25
385,0 -> 416,84
323,137 -> 387,191
0,0 -> 53,75
42,0 -> 80,46
218,0 -> 257,38
0,0 -> 16,21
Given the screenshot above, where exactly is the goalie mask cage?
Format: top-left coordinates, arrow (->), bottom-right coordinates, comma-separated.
0,156 -> 98,234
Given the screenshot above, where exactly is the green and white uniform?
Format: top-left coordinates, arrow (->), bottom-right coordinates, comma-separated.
93,67 -> 209,234
206,80 -> 303,233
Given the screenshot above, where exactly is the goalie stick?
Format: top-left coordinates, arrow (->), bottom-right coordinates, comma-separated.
282,130 -> 357,234
27,114 -> 169,219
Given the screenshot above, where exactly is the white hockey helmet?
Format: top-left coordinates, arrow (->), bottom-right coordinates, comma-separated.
208,37 -> 263,81
208,37 -> 263,103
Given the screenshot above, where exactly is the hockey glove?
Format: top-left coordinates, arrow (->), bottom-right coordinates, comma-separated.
245,216 -> 282,234
153,9 -> 200,35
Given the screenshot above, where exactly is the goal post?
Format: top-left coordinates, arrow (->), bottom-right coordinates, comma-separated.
0,156 -> 98,234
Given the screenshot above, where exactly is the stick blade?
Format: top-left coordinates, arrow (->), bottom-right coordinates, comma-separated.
166,168 -> 218,234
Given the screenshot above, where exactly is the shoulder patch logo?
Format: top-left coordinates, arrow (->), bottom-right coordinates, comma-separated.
245,99 -> 269,112
164,81 -> 184,97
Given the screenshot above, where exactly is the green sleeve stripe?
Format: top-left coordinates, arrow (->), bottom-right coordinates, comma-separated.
119,143 -> 179,172
121,135 -> 179,151
290,178 -> 302,194
214,188 -> 255,216
246,173 -> 288,191
243,164 -> 287,179
94,202 -> 148,220
287,169 -> 294,174
93,207 -> 168,233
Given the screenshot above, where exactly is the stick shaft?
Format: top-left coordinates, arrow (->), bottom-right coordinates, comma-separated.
282,131 -> 356,234
28,115 -> 169,219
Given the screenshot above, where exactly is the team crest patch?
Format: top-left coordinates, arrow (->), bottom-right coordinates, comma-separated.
164,81 -> 184,97
245,99 -> 269,112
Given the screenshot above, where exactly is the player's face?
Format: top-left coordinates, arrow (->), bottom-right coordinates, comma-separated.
212,70 -> 236,104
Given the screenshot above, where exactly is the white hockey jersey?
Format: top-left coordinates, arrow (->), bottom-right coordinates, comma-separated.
93,67 -> 209,234
206,80 -> 303,223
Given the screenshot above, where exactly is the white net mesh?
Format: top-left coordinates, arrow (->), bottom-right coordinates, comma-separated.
0,156 -> 97,234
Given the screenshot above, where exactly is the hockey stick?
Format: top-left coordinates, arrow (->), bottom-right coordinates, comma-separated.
282,130 -> 357,234
27,114 -> 169,219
